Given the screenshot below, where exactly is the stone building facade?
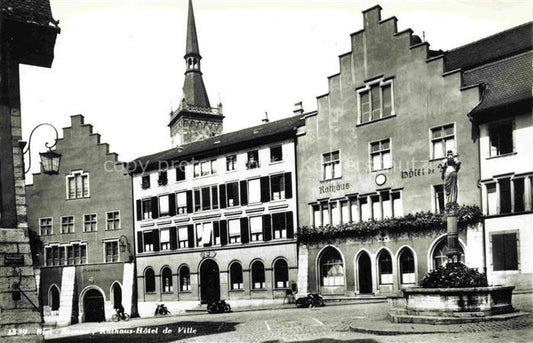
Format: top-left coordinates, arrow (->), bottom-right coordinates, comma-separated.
0,1 -> 59,341
295,6 -> 485,296
26,115 -> 135,325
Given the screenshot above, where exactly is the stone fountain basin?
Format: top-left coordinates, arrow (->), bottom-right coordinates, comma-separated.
400,285 -> 515,317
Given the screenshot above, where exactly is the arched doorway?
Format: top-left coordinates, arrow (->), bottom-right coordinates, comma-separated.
199,259 -> 220,304
111,283 -> 122,309
83,289 -> 105,322
49,285 -> 60,311
357,251 -> 373,294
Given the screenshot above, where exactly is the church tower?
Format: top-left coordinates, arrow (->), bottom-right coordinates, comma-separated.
169,0 -> 224,147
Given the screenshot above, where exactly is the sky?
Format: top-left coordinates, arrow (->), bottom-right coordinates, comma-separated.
20,0 -> 531,181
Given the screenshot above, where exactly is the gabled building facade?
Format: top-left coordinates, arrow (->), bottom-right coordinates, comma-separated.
295,6 -> 484,296
130,1 -> 304,316
448,23 -> 532,291
26,115 -> 135,325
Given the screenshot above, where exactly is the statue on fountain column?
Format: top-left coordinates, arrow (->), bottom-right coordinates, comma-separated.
440,150 -> 461,208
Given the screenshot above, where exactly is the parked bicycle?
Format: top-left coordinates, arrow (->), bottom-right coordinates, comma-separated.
111,308 -> 130,322
155,303 -> 170,316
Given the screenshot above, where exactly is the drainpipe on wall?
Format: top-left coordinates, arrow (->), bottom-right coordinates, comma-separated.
467,83 -> 487,275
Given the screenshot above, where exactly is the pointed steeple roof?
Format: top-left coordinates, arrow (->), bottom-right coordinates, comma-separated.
185,0 -> 200,57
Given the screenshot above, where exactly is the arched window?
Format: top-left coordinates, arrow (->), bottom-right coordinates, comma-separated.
230,262 -> 243,290
399,248 -> 415,284
161,267 -> 173,293
49,285 -> 60,311
251,261 -> 265,289
319,247 -> 344,286
432,239 -> 465,269
274,259 -> 289,288
378,250 -> 393,285
145,268 -> 155,293
179,265 -> 191,292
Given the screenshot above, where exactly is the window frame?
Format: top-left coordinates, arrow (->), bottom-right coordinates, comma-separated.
246,150 -> 260,169
270,145 -> 283,163
429,123 -> 456,160
490,231 -> 520,271
104,240 -> 119,263
158,170 -> 168,186
60,215 -> 75,234
39,217 -> 53,236
270,173 -> 286,201
369,138 -> 392,171
322,150 -> 341,181
230,262 -> 244,290
488,120 -> 514,157
141,175 -> 150,189
66,170 -> 90,199
357,78 -> 395,125
106,211 -> 121,230
179,265 -> 191,292
226,154 -> 237,172
161,267 -> 173,293
83,213 -> 97,232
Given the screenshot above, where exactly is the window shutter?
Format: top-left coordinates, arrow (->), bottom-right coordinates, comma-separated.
151,196 -> 159,219
170,227 -> 177,250
284,172 -> 292,199
136,200 -> 142,221
213,221 -> 220,243
137,231 -> 143,253
240,217 -> 249,244
186,190 -> 193,213
187,224 -> 195,248
219,184 -> 227,209
504,233 -> 518,270
240,180 -> 248,206
286,211 -> 294,238
152,229 -> 160,251
260,176 -> 270,203
169,194 -> 176,216
262,214 -> 272,241
220,220 -> 228,246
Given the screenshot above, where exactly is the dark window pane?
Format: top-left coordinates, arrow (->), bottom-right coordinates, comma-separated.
500,178 -> 512,214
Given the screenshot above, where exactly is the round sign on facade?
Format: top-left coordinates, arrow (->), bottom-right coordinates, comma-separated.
375,173 -> 387,186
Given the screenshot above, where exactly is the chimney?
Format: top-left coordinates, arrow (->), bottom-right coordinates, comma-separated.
262,112 -> 269,123
293,101 -> 304,115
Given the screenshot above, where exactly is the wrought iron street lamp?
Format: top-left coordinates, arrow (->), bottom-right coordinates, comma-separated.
22,123 -> 61,175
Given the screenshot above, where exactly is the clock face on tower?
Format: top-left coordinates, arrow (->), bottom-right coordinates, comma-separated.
375,173 -> 387,186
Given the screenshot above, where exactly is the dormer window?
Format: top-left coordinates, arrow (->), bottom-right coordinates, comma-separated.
358,78 -> 394,124
141,175 -> 150,189
247,150 -> 259,169
158,171 -> 168,186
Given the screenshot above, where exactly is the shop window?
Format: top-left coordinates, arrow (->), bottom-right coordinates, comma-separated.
230,262 -> 243,290
246,150 -> 259,169
319,247 -> 344,286
322,151 -> 341,180
378,250 -> 393,285
39,217 -> 53,235
161,267 -> 173,293
370,139 -> 391,171
430,124 -> 455,160
145,268 -> 155,293
489,121 -> 513,156
66,171 -> 89,198
179,266 -> 191,291
251,261 -> 265,289
399,248 -> 415,284
226,154 -> 237,171
492,233 -> 518,271
274,259 -> 289,288
270,145 -> 283,163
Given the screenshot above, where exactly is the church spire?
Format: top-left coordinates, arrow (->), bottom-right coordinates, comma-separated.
168,0 -> 224,148
182,0 -> 210,108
